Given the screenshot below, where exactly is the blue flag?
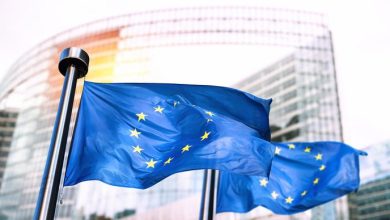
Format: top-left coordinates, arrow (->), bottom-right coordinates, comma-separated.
64,81 -> 274,189
217,142 -> 366,215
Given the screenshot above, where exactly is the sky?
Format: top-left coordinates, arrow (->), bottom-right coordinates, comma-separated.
0,0 -> 389,147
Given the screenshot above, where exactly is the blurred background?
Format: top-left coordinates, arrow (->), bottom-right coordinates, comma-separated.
0,0 -> 389,219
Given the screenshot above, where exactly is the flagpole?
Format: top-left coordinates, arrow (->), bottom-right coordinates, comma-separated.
33,47 -> 89,220
199,169 -> 220,220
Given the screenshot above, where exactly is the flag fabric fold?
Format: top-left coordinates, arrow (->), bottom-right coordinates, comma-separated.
64,81 -> 274,189
217,141 -> 366,215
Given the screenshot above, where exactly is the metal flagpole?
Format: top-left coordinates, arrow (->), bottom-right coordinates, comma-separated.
33,47 -> 89,220
199,169 -> 220,220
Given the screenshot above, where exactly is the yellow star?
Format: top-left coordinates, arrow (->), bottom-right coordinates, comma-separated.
154,106 -> 164,113
288,144 -> 295,149
275,147 -> 282,155
136,112 -> 147,121
259,178 -> 268,187
304,147 -> 311,153
313,178 -> 319,185
164,157 -> 174,165
319,165 -> 326,171
271,191 -> 279,199
205,111 -> 215,117
301,191 -> 307,196
182,144 -> 191,153
130,128 -> 141,138
146,159 -> 157,168
201,131 -> 211,141
132,145 -> 143,153
315,153 -> 323,160
285,196 -> 293,204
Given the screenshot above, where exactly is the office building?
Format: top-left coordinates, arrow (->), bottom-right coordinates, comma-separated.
348,140 -> 390,220
0,109 -> 18,189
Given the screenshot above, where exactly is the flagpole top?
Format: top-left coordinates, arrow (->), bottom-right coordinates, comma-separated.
58,47 -> 89,78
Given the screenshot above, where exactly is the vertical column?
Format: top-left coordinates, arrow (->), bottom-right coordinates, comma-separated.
34,47 -> 89,220
199,169 -> 220,220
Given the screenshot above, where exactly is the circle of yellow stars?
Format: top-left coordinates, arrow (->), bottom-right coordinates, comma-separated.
129,104 -> 214,169
263,143 -> 327,205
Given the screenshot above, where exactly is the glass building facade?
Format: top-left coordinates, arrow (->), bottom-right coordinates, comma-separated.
0,6 -> 342,220
348,141 -> 390,220
0,110 -> 18,189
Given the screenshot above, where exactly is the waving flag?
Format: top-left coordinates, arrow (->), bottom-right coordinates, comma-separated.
217,141 -> 366,214
64,81 -> 274,189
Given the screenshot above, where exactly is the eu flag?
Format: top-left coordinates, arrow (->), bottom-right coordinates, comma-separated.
217,141 -> 366,214
64,81 -> 274,189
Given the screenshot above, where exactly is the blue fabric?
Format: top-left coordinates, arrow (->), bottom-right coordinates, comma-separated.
217,141 -> 366,215
64,81 -> 274,189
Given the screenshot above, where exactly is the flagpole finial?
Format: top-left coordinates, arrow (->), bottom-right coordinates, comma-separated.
59,47 -> 89,78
